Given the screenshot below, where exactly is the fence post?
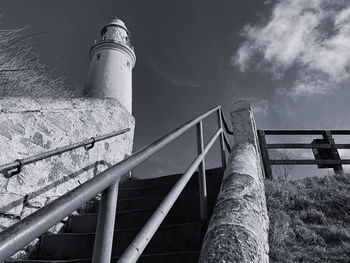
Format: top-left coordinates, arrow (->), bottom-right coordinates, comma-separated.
199,100 -> 269,263
92,180 -> 119,263
258,130 -> 273,179
197,121 -> 208,221
322,130 -> 344,175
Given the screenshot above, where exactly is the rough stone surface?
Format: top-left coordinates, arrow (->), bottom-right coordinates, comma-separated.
199,100 -> 269,263
0,97 -> 134,231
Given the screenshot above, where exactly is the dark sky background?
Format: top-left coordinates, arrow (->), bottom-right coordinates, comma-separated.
1,0 -> 350,179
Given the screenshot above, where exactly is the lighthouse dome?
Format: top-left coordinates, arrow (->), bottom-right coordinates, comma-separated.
100,18 -> 130,39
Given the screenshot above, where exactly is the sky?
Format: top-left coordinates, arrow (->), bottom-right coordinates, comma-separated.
1,0 -> 350,179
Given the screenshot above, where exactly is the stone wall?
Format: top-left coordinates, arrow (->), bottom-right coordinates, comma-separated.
199,101 -> 269,262
0,97 -> 134,232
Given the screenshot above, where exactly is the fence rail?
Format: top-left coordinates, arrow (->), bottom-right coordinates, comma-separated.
262,130 -> 350,135
258,129 -> 350,179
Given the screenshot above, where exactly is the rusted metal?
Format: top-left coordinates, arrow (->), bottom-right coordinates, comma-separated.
0,128 -> 131,178
118,128 -> 223,263
196,121 -> 208,221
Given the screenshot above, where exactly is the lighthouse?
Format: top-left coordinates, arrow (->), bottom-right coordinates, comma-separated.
84,18 -> 136,113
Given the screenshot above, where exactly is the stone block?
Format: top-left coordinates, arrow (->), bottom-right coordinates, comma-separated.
0,192 -> 24,216
0,97 -> 134,231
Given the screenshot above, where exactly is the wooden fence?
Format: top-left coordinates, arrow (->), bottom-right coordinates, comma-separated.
257,130 -> 350,179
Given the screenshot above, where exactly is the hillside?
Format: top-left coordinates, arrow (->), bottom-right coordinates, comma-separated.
265,175 -> 350,263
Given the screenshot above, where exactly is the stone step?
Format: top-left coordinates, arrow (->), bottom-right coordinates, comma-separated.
118,171 -> 222,199
38,222 -> 203,260
8,168 -> 224,262
106,179 -> 222,213
85,167 -> 223,213
112,188 -> 219,213
120,167 -> 224,189
67,201 -> 215,233
7,250 -> 200,263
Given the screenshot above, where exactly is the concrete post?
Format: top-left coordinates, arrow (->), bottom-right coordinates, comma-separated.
199,101 -> 269,263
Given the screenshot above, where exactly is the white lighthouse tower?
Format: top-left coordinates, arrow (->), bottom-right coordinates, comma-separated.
84,18 -> 136,113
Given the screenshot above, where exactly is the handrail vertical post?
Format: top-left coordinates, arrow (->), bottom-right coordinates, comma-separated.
92,180 -> 120,263
217,108 -> 226,167
196,121 -> 208,221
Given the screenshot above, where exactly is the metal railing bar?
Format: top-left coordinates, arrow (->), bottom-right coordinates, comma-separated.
223,132 -> 231,153
196,121 -> 208,221
92,180 -> 119,263
130,106 -> 220,157
270,159 -> 350,165
0,166 -> 125,261
118,128 -> 223,263
0,128 -> 130,178
217,110 -> 226,167
220,109 -> 233,135
0,106 -> 221,261
266,143 -> 350,149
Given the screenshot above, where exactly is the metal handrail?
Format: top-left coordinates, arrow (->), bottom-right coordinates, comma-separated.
0,106 -> 231,262
0,128 -> 130,178
223,132 -> 231,152
220,110 -> 233,135
118,128 -> 222,262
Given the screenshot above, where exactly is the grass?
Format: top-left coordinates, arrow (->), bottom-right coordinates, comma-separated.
0,27 -> 73,97
265,174 -> 350,263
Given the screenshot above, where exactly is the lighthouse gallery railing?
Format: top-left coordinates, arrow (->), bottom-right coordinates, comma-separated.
0,106 -> 232,263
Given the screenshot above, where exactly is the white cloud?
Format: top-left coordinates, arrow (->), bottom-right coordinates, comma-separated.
252,99 -> 269,116
235,97 -> 269,116
234,0 -> 350,96
139,51 -> 206,88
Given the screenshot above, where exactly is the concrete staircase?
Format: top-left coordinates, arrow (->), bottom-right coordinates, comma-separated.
9,167 -> 224,263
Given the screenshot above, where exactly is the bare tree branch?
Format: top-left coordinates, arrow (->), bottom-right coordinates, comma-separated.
270,149 -> 294,181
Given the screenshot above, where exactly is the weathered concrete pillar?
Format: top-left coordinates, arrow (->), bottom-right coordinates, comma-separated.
199,101 -> 269,263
